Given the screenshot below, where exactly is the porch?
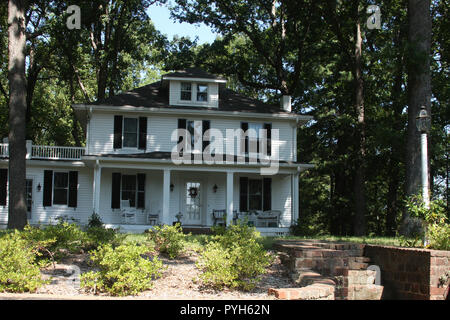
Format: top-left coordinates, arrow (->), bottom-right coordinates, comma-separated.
90,163 -> 300,235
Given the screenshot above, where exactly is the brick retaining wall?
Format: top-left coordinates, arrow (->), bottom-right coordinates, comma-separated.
363,245 -> 450,300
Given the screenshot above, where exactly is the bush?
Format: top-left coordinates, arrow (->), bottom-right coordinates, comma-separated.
196,222 -> 272,290
87,213 -> 104,228
20,221 -> 88,261
84,226 -> 125,250
0,232 -> 47,293
80,243 -> 163,296
147,223 -> 186,259
406,195 -> 450,250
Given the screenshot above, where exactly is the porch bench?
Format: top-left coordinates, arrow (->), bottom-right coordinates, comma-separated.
256,210 -> 281,228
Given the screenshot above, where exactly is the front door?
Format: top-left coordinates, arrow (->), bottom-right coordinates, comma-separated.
184,181 -> 202,225
25,179 -> 33,220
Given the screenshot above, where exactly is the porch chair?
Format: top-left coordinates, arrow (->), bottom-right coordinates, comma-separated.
256,210 -> 281,227
212,209 -> 226,226
121,199 -> 137,224
146,211 -> 159,226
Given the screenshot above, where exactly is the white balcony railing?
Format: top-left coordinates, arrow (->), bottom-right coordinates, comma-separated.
0,143 -> 85,160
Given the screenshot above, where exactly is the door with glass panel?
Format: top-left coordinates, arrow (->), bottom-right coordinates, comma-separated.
184,181 -> 202,225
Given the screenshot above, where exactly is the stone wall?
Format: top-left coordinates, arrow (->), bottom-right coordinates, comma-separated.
364,245 -> 450,300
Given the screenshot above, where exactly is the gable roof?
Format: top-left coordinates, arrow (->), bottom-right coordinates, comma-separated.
162,67 -> 227,81
91,81 -> 288,115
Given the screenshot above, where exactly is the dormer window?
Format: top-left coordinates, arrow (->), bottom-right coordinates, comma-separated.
180,82 -> 192,101
197,84 -> 208,102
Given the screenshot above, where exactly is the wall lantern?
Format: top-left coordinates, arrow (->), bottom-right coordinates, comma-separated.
170,183 -> 174,192
416,106 -> 431,133
37,183 -> 42,192
213,184 -> 218,193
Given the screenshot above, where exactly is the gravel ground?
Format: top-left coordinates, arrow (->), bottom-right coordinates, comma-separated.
0,250 -> 296,300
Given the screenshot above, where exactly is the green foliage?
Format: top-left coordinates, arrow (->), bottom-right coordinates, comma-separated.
406,195 -> 450,250
196,222 -> 272,290
84,226 -> 125,251
147,223 -> 186,259
87,213 -> 104,228
20,222 -> 88,261
80,243 -> 163,296
0,232 -> 46,293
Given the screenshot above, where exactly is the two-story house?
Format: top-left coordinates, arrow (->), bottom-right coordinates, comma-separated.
0,68 -> 312,235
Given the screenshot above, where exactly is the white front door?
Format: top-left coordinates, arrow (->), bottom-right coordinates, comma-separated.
184,181 -> 202,225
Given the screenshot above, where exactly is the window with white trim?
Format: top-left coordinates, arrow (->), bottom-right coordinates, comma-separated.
180,82 -> 192,101
53,172 -> 69,205
123,117 -> 138,148
196,84 -> 208,102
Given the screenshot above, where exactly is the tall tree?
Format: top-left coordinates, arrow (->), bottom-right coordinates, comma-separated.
7,0 -> 28,230
403,0 -> 432,233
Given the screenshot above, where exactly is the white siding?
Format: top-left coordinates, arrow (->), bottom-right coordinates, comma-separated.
169,81 -> 219,108
0,164 -> 93,225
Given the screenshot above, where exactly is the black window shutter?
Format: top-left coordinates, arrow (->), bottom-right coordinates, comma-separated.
43,170 -> 53,207
264,123 -> 272,156
241,122 -> 248,155
137,173 -> 145,209
178,119 -> 186,144
111,173 -> 121,209
202,120 -> 210,152
138,117 -> 147,150
68,171 -> 78,208
0,169 -> 7,206
239,177 -> 248,212
263,178 -> 272,211
113,115 -> 123,149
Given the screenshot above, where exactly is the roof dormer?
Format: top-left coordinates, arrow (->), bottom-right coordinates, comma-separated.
162,68 -> 227,109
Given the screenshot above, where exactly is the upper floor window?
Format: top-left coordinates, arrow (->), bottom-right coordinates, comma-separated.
180,82 -> 192,101
197,84 -> 208,102
123,118 -> 138,148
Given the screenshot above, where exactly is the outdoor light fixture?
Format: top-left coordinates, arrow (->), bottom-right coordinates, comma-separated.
213,184 -> 218,193
416,106 -> 431,133
37,183 -> 41,192
170,183 -> 174,192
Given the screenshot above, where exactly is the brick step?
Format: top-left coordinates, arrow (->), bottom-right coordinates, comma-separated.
336,284 -> 384,300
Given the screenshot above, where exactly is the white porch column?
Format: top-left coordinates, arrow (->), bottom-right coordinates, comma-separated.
162,169 -> 171,225
292,173 -> 299,223
93,162 -> 101,214
226,171 -> 234,226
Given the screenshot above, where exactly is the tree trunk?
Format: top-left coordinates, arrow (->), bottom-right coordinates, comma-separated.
7,0 -> 28,230
353,5 -> 367,236
403,0 -> 432,234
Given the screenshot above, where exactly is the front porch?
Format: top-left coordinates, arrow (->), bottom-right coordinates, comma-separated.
90,161 -> 300,234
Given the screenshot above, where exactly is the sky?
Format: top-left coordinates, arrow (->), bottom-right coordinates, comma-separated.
146,2 -> 219,44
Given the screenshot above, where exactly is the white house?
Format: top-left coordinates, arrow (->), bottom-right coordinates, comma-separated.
0,68 -> 313,235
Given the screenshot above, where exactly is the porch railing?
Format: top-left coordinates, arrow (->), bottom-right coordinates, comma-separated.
0,143 -> 85,160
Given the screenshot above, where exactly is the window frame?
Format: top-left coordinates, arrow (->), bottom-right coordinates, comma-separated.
196,83 -> 208,102
180,82 -> 193,101
121,174 -> 137,207
52,171 -> 69,206
122,117 -> 139,149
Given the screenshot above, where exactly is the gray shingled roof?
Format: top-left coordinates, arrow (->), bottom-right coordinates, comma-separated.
162,67 -> 227,81
91,68 -> 289,114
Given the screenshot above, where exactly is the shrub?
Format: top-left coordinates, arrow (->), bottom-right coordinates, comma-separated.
196,222 -> 272,290
87,213 -> 104,228
20,221 -> 88,260
80,243 -> 163,296
147,223 -> 186,259
406,195 -> 450,250
0,232 -> 46,293
84,226 -> 125,250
